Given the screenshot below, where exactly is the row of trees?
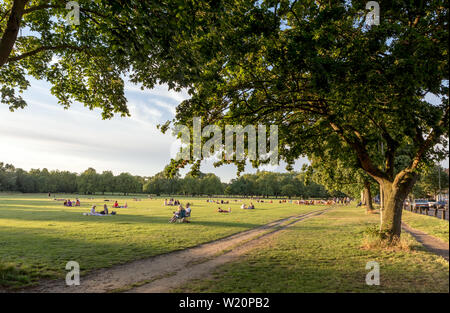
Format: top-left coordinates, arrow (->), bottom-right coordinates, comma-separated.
0,163 -> 142,195
225,171 -> 337,199
143,169 -> 337,198
309,158 -> 449,209
2,161 -> 446,198
0,161 -> 337,198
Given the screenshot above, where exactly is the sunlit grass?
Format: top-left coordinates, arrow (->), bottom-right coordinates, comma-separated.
175,206 -> 449,293
0,193 -> 318,288
402,210 -> 449,243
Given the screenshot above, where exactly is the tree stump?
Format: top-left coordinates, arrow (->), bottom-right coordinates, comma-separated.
441,209 -> 446,220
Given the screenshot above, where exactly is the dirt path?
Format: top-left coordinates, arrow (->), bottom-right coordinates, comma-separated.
24,208 -> 328,293
402,223 -> 449,261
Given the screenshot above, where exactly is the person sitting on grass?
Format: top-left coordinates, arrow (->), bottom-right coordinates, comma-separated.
184,204 -> 192,223
241,203 -> 247,209
67,199 -> 72,207
103,204 -> 109,215
169,205 -> 186,223
83,205 -> 111,216
248,203 -> 255,209
185,203 -> 191,216
64,200 -> 68,206
75,199 -> 81,206
114,201 -> 119,208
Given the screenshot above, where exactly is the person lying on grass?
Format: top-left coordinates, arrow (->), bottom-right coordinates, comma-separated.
218,207 -> 231,213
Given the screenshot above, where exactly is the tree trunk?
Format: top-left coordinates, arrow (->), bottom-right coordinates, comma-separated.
0,0 -> 27,67
378,171 -> 417,241
363,180 -> 374,211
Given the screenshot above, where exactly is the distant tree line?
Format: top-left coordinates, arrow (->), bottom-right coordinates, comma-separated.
1,162 -> 339,198
8,161 -> 445,199
139,168 -> 340,199
0,163 -> 142,195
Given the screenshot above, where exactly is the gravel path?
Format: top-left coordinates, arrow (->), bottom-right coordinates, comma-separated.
24,209 -> 329,293
402,223 -> 449,261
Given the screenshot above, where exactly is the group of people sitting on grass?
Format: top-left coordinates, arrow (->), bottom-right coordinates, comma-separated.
64,199 -> 81,207
113,201 -> 127,208
164,198 -> 181,206
240,203 -> 255,209
255,199 -> 273,203
83,204 -> 116,216
169,203 -> 191,223
206,199 -> 230,204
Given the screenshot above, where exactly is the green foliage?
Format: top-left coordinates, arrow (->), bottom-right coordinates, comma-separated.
413,164 -> 449,198
0,0 -> 224,117
143,170 -> 223,196
0,161 -> 142,194
160,2 -> 448,234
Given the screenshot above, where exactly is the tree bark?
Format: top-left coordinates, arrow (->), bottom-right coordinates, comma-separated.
378,171 -> 417,241
363,180 -> 374,211
0,0 -> 28,67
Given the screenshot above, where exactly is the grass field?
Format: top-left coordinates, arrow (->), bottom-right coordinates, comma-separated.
0,193 -> 318,288
174,206 -> 449,293
0,193 -> 448,292
402,210 -> 449,243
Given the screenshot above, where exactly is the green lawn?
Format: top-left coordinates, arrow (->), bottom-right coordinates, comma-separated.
174,206 -> 449,293
402,210 -> 449,243
0,193 -> 318,288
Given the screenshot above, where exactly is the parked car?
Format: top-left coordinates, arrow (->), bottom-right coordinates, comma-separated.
413,199 -> 430,210
435,200 -> 448,210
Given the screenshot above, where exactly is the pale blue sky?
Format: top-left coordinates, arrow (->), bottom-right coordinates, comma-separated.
0,77 -> 308,182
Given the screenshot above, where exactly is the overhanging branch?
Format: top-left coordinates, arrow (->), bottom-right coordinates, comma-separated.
6,44 -> 91,63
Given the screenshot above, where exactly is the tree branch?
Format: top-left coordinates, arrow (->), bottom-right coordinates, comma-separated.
409,105 -> 449,170
328,120 -> 389,182
6,44 -> 91,63
0,0 -> 28,67
23,3 -> 107,18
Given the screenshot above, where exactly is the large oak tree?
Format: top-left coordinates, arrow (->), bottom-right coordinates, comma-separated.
163,0 -> 448,242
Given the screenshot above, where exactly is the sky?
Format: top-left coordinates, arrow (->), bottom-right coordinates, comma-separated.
0,77 -> 448,182
0,77 -> 308,182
